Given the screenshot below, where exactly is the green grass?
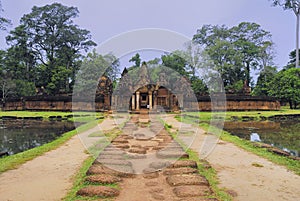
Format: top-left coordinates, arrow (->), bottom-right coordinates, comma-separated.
182,108 -> 300,121
63,156 -> 95,201
0,111 -> 104,122
64,128 -> 122,201
63,156 -> 118,201
0,111 -> 93,118
0,115 -> 101,174
0,111 -> 72,117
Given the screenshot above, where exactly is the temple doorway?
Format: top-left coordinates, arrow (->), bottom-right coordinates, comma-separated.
130,85 -> 178,111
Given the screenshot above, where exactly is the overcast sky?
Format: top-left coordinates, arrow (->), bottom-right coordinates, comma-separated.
0,0 -> 296,70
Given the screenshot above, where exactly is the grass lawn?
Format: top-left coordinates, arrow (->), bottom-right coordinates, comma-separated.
0,111 -> 105,121
0,111 -> 74,117
183,108 -> 300,121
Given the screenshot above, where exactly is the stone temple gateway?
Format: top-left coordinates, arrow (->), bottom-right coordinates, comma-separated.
111,62 -> 191,112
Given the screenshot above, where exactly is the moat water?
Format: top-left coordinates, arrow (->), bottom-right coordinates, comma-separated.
1,117 -> 299,158
222,120 -> 300,157
0,119 -> 75,156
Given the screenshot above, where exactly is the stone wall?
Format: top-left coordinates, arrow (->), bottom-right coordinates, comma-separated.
0,96 -> 110,112
196,95 -> 280,111
0,95 -> 280,111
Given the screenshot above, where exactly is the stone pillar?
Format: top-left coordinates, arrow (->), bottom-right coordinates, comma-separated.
149,92 -> 152,110
136,91 -> 140,110
131,94 -> 135,110
111,95 -> 114,110
153,91 -> 157,110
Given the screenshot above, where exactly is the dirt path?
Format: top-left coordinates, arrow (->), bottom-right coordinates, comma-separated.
77,113 -> 215,201
0,118 -> 117,201
0,135 -> 88,201
163,114 -> 300,201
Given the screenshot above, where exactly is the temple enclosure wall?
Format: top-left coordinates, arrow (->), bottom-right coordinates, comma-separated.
0,95 -> 280,112
196,95 -> 280,111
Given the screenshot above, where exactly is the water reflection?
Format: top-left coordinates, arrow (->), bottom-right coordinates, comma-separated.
0,119 -> 75,156
221,120 -> 300,157
250,133 -> 261,142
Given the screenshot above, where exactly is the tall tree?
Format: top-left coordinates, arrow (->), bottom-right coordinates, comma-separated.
0,48 -> 36,98
174,41 -> 203,78
161,53 -> 188,77
270,0 -> 300,68
73,50 -> 117,98
6,3 -> 96,95
268,68 -> 300,108
103,53 -> 120,82
252,66 -> 277,96
231,22 -> 274,83
285,49 -> 300,69
0,70 -> 16,102
193,22 -> 274,92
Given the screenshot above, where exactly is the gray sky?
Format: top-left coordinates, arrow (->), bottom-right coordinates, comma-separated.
0,0 -> 295,70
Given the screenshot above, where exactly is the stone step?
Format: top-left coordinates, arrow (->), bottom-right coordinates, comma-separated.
85,174 -> 122,184
87,164 -> 135,177
77,186 -> 119,197
163,167 -> 198,175
169,160 -> 198,169
166,174 -> 209,186
173,185 -> 212,198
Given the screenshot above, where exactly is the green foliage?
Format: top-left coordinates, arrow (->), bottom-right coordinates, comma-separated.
270,0 -> 300,12
268,68 -> 300,109
285,49 -> 300,69
174,42 -> 203,77
104,54 -> 120,82
4,46 -> 36,82
252,66 -> 277,96
193,22 -> 274,91
73,50 -> 118,98
14,80 -> 36,97
5,3 -> 96,95
225,80 -> 244,93
190,76 -> 208,95
0,71 -> 16,100
161,53 -> 188,77
129,53 -> 141,67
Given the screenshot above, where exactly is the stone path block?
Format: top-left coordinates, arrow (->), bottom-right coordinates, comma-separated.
77,186 -> 119,197
173,185 -> 211,197
85,174 -> 122,184
163,167 -> 198,175
166,174 -> 209,186
170,160 -> 198,168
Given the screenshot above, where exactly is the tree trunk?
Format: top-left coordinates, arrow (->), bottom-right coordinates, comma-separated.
296,13 -> 299,68
246,62 -> 250,86
289,100 -> 293,109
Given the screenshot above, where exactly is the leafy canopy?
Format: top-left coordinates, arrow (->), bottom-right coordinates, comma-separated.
6,3 -> 96,95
